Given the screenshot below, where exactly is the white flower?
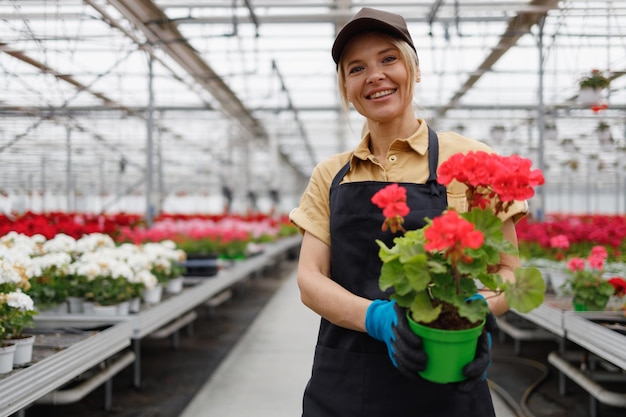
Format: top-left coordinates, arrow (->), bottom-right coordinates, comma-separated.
0,259 -> 22,284
0,232 -> 43,256
68,260 -> 103,281
6,290 -> 35,311
109,260 -> 134,281
75,233 -> 115,254
0,258 -> 23,285
0,248 -> 33,271
42,233 -> 77,254
26,252 -> 72,278
135,269 -> 158,289
124,253 -> 152,273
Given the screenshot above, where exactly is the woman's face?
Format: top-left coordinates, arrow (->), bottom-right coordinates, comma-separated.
341,32 -> 415,124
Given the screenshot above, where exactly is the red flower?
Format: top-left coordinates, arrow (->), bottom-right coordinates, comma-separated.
371,183 -> 410,218
371,184 -> 410,233
424,210 -> 484,261
437,151 -> 544,214
608,277 -> 626,296
591,103 -> 608,114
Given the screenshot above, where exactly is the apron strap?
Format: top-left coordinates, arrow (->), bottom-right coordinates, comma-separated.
426,126 -> 442,196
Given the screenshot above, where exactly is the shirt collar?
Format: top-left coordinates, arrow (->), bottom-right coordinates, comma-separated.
350,118 -> 430,166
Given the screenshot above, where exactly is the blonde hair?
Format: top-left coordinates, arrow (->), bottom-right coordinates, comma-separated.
337,34 -> 419,113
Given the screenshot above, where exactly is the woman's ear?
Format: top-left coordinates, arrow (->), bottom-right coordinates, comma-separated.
415,68 -> 422,83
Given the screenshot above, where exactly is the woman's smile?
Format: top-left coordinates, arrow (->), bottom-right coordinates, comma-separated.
367,89 -> 397,100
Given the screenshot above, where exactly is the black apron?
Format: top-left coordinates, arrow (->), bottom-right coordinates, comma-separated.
302,127 -> 496,417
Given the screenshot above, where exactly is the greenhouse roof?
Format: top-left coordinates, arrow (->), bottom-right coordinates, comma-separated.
1,1 -> 625,213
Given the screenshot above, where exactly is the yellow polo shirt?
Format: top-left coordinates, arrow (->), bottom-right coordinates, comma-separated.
290,119 -> 528,246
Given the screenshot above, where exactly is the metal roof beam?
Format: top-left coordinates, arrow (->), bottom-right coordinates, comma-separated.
106,0 -> 264,139
435,0 -> 560,118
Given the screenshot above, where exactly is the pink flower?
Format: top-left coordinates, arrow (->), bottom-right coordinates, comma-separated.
588,255 -> 605,270
567,258 -> 586,272
589,245 -> 608,260
549,234 -> 570,250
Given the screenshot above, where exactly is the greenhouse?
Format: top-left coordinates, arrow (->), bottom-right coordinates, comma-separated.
0,1 -> 625,417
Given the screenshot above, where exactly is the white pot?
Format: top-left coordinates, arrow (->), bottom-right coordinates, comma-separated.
92,304 -> 118,316
11,335 -> 36,366
0,342 -> 16,374
165,277 -> 184,294
142,285 -> 163,305
129,297 -> 141,313
39,302 -> 69,315
547,269 -> 569,295
67,296 -> 85,314
578,87 -> 601,106
82,301 -> 95,315
116,301 -> 130,316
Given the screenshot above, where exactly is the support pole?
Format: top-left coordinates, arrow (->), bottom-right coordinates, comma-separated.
146,54 -> 155,227
66,127 -> 73,212
536,16 -> 546,221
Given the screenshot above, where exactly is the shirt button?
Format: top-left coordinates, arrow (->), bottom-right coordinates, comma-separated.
389,155 -> 397,163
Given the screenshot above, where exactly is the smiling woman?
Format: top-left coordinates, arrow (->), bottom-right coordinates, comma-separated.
289,7 -> 531,417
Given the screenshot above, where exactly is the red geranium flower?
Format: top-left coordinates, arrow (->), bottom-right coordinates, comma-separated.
608,277 -> 626,297
371,183 -> 410,233
437,151 -> 544,214
424,210 -> 484,263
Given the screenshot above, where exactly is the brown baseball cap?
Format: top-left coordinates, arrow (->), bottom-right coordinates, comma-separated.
332,7 -> 417,66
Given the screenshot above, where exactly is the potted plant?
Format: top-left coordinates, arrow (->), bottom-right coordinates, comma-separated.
371,151 -> 546,383
1,290 -> 38,365
579,69 -> 610,90
561,246 -> 619,311
26,253 -> 73,312
0,259 -> 37,370
142,241 -> 187,294
578,69 -> 610,106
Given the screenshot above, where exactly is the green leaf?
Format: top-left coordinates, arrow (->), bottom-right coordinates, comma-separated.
403,254 -> 431,292
409,292 -> 441,324
476,271 -> 501,291
458,297 -> 490,323
379,260 -> 407,292
375,239 -> 400,263
505,267 -> 546,313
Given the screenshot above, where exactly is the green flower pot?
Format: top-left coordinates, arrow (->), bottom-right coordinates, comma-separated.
573,302 -> 588,312
407,313 -> 484,384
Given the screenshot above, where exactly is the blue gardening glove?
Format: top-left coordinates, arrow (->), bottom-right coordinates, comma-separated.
365,299 -> 427,379
458,295 -> 498,392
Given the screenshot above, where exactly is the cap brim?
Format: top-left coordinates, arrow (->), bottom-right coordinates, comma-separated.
332,18 -> 413,65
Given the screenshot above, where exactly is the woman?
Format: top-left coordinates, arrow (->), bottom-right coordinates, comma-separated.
289,7 -> 527,416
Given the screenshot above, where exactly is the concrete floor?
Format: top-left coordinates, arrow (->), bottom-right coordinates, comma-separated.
178,268 -> 516,417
